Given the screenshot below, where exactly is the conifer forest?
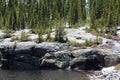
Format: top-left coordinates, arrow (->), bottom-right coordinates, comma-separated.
0,0 -> 120,36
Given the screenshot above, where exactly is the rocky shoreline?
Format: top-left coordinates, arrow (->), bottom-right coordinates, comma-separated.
0,42 -> 120,79
0,42 -> 119,70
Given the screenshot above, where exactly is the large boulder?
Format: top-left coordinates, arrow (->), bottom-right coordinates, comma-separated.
0,42 -> 39,69
0,42 -> 73,69
14,42 -> 37,54
0,42 -> 37,55
41,50 -> 73,69
2,53 -> 41,69
34,42 -> 72,57
71,49 -> 120,70
1,41 -> 120,70
52,50 -> 73,68
0,42 -> 15,49
83,50 -> 106,70
70,58 -> 86,70
72,49 -> 92,57
0,42 -> 15,59
104,54 -> 120,67
0,42 -> 37,62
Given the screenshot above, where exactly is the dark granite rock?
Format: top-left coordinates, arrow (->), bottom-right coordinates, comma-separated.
34,42 -> 72,58
0,41 -> 120,70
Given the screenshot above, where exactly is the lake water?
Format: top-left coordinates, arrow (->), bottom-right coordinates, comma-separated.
0,70 -> 90,80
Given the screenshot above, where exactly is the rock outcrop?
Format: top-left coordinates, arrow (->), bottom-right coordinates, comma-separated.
70,50 -> 105,70
0,42 -> 72,69
35,42 -> 72,58
41,51 -> 73,69
0,42 -> 120,70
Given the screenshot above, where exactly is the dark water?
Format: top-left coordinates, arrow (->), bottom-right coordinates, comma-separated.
0,70 -> 89,80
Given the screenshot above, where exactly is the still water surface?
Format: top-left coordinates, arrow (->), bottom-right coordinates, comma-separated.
0,70 -> 89,80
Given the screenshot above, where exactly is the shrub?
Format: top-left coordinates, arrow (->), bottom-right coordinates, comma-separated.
2,29 -> 14,38
3,33 -> 13,38
81,40 -> 88,49
20,32 -> 29,42
55,25 -> 67,43
81,43 -> 87,49
115,64 -> 120,71
67,41 -> 77,47
2,29 -> 14,33
70,24 -> 78,28
94,37 -> 103,45
32,27 -> 44,43
45,37 -> 55,42
98,38 -> 103,44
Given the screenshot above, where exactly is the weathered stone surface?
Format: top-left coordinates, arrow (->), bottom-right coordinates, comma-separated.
0,42 -> 15,49
0,42 -> 36,54
90,70 -> 120,80
70,58 -> 86,70
40,59 -> 58,69
41,51 -> 73,69
0,42 -> 120,70
104,55 -> 120,67
71,49 -> 120,70
71,50 -> 106,70
34,42 -> 72,57
0,42 -> 73,69
14,42 -> 37,54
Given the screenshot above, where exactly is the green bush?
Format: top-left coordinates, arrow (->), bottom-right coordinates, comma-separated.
2,29 -> 14,33
115,64 -> 120,71
32,27 -> 44,43
55,25 -> 66,43
3,33 -> 12,38
70,25 -> 78,28
46,37 -> 55,42
67,41 -> 77,47
20,32 -> 29,42
81,43 -> 87,49
2,29 -> 14,38
93,37 -> 103,45
98,38 -> 103,44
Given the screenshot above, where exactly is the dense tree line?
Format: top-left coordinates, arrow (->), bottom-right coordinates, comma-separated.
0,0 -> 120,41
0,0 -> 86,30
89,0 -> 120,35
